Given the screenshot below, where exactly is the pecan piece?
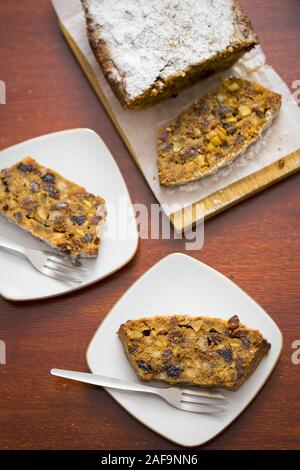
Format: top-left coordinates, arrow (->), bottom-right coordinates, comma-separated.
71,215 -> 86,226
255,108 -> 265,117
165,365 -> 182,378
42,173 -> 55,183
236,357 -> 245,381
21,198 -> 38,215
128,343 -> 138,354
233,329 -> 247,338
168,330 -> 183,344
180,147 -> 197,160
13,212 -> 23,223
235,135 -> 246,145
58,243 -> 72,255
241,337 -> 251,349
30,181 -> 40,193
215,105 -> 234,118
44,183 -> 60,199
193,101 -> 206,116
162,348 -> 173,363
52,202 -> 69,210
136,360 -> 152,373
217,348 -> 233,362
228,315 -> 240,332
160,131 -> 169,142
53,219 -> 67,232
18,162 -> 34,173
1,168 -> 10,178
83,234 -> 94,243
209,329 -> 223,344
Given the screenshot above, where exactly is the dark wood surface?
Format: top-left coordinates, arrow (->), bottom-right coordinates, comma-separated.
0,0 -> 299,450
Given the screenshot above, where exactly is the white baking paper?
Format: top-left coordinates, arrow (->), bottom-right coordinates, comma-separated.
52,0 -> 300,217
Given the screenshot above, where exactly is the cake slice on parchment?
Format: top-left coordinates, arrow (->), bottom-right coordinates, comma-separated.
118,315 -> 271,390
0,157 -> 106,259
81,0 -> 258,110
157,77 -> 282,186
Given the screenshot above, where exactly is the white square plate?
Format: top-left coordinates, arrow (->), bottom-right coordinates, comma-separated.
0,129 -> 138,301
87,253 -> 282,447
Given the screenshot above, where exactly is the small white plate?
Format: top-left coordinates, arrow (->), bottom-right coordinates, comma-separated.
87,253 -> 283,447
0,129 -> 138,301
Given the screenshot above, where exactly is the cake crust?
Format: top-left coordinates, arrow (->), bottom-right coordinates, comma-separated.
0,158 -> 106,258
81,0 -> 259,110
158,77 -> 282,186
118,315 -> 271,390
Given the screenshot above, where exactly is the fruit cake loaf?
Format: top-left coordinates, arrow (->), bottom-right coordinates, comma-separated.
118,315 -> 271,390
158,77 -> 282,186
0,157 -> 106,259
81,0 -> 258,110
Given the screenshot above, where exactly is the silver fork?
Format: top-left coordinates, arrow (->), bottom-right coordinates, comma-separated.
51,369 -> 227,414
0,235 -> 88,284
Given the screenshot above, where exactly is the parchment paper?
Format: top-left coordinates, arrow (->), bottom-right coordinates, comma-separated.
52,0 -> 300,216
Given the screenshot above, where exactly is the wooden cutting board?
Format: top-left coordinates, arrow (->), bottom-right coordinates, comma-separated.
59,21 -> 300,232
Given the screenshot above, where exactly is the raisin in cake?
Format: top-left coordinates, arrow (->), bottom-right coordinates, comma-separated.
158,77 -> 282,186
0,158 -> 106,259
118,315 -> 271,390
81,0 -> 258,110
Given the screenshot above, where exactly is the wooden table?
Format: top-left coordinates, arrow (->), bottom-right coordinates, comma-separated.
0,0 -> 299,450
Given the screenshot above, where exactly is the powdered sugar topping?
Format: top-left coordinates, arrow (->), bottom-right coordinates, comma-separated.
85,0 -> 235,99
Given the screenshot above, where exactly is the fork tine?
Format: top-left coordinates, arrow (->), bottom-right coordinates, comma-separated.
44,265 -> 85,282
45,260 -> 87,278
44,261 -> 87,279
46,268 -> 84,283
42,266 -> 84,284
181,394 -> 226,406
179,402 -> 225,414
46,256 -> 88,272
182,388 -> 226,400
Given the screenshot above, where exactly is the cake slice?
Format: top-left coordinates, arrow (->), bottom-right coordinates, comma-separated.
81,0 -> 258,109
0,157 -> 106,259
118,315 -> 271,390
158,77 -> 282,186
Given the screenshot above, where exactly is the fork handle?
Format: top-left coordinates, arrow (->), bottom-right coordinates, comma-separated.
0,235 -> 26,255
51,369 -> 161,395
